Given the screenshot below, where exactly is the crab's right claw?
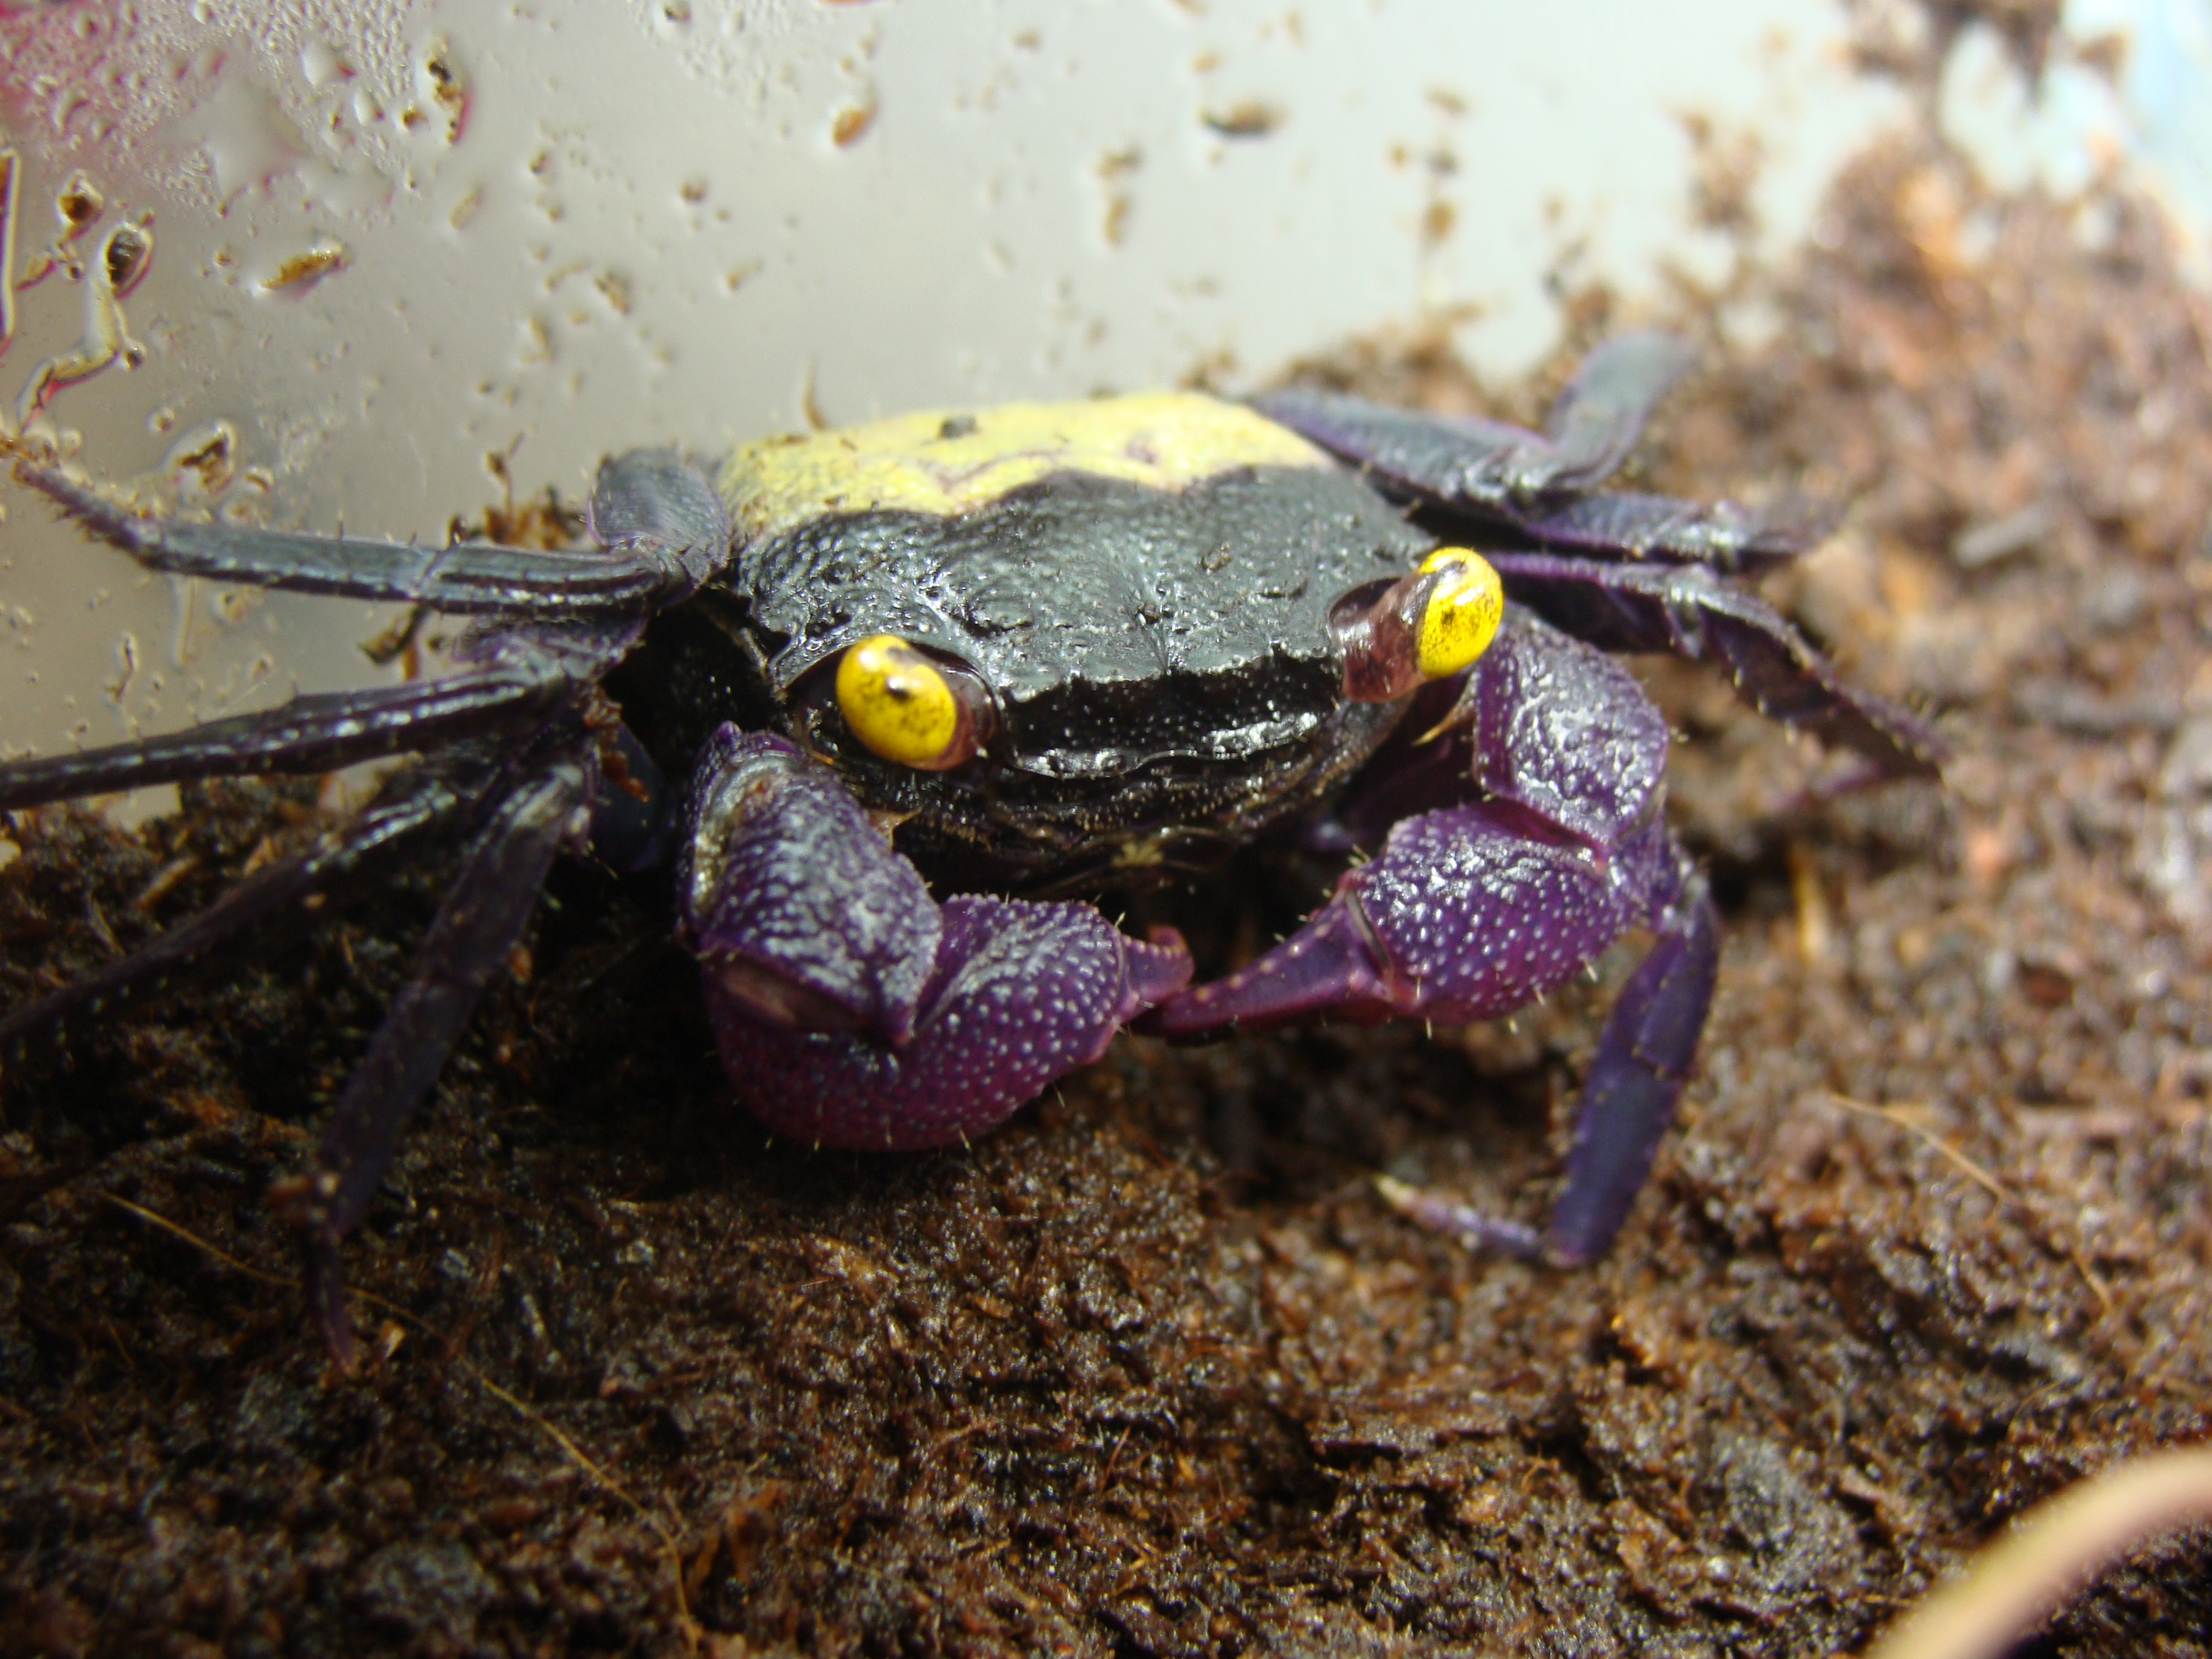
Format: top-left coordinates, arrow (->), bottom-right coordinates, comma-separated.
680,729 -> 1190,1151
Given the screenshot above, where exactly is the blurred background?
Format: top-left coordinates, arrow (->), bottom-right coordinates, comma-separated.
0,0 -> 2205,764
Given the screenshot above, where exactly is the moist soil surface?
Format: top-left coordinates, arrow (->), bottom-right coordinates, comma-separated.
5,117 -> 2212,1659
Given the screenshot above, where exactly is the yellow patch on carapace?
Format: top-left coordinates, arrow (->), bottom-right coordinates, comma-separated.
720,391 -> 1329,544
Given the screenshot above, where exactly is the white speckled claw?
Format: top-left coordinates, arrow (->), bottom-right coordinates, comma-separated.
681,726 -> 1194,1151
1149,806 -> 1679,1036
1151,611 -> 1681,1038
1151,812 -> 1713,1262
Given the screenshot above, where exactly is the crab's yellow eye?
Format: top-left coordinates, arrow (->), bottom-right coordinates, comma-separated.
834,634 -> 991,770
1414,548 -> 1504,680
1334,547 -> 1506,703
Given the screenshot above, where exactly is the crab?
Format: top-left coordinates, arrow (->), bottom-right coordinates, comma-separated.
0,333 -> 1941,1361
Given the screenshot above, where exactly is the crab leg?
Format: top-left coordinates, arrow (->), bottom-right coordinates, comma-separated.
0,447 -> 731,815
0,448 -> 754,1358
1542,876 -> 1717,1261
0,451 -> 733,1033
287,750 -> 592,1361
16,447 -> 733,618
0,663 -> 571,809
1487,489 -> 1826,573
680,729 -> 1192,1151
1258,333 -> 1832,573
1255,331 -> 1696,503
1378,878 -> 1719,1261
1260,388 -> 1824,567
0,745 -> 503,1046
1486,550 -> 1945,781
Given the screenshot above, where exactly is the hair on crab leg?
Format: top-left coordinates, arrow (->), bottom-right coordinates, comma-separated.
0,663 -> 573,810
18,462 -> 714,617
283,750 -> 591,1365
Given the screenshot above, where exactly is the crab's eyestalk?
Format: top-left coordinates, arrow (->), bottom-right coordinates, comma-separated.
835,633 -> 995,769
1333,547 -> 1504,703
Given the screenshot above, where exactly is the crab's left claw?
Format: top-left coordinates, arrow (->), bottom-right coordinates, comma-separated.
1147,802 -> 1717,1265
1150,802 -> 1681,1034
680,729 -> 1191,1150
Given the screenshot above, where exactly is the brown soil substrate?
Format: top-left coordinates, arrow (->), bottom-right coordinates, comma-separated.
5,129 -> 2212,1656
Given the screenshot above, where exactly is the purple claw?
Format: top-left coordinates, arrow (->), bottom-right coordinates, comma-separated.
1151,807 -> 1673,1037
1152,803 -> 1706,1261
680,729 -> 941,1042
713,896 -> 1190,1149
1154,607 -> 1725,1264
1162,815 -> 1715,1265
1157,614 -> 1677,1038
1147,901 -> 1392,1032
1376,873 -> 1717,1267
681,728 -> 1191,1149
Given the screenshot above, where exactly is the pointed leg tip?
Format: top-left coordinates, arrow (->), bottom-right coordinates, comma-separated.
1125,925 -> 1195,1008
1375,1173 -> 1547,1261
302,1240 -> 361,1373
